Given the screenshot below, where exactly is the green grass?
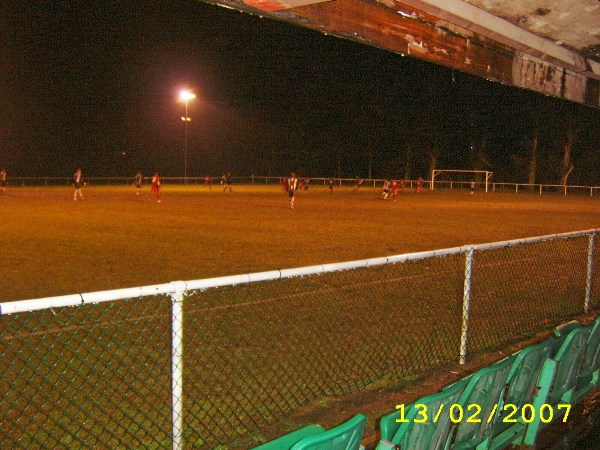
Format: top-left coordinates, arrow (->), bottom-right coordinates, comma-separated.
1,184 -> 600,449
1,184 -> 599,302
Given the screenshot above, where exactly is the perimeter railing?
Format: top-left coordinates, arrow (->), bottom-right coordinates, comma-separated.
1,229 -> 599,449
6,176 -> 600,196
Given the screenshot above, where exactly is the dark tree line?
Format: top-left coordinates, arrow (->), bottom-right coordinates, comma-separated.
4,0 -> 598,183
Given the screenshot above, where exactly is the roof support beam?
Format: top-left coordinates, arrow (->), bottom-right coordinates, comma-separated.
200,0 -> 600,107
397,0 -> 600,80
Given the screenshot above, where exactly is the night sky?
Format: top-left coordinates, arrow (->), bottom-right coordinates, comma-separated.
2,0 -> 599,183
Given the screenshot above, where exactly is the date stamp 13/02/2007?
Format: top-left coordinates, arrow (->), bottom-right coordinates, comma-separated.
395,403 -> 571,425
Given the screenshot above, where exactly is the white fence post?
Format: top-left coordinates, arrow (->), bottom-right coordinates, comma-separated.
460,247 -> 474,365
170,282 -> 186,450
585,232 -> 596,314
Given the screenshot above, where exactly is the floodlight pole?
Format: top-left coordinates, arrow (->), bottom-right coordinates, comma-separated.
179,90 -> 196,185
183,101 -> 190,184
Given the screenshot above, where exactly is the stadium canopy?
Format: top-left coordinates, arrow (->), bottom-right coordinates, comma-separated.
197,0 -> 600,108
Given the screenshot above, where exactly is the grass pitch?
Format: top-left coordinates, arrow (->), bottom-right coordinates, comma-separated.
1,184 -> 599,302
2,183 -> 600,448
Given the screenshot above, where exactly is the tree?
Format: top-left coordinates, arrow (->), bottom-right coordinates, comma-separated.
558,111 -> 583,186
527,123 -> 539,189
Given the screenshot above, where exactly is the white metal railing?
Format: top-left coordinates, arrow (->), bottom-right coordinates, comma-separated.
6,176 -> 600,195
491,182 -> 600,197
1,229 -> 598,449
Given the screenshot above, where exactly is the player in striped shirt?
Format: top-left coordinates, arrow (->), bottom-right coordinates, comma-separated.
382,180 -> 390,200
134,170 -> 143,196
287,172 -> 299,209
73,168 -> 84,201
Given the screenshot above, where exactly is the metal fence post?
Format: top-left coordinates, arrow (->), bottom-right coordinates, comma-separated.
170,282 -> 186,450
460,247 -> 474,365
585,232 -> 596,314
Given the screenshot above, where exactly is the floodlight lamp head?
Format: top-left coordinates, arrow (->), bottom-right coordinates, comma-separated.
179,90 -> 196,101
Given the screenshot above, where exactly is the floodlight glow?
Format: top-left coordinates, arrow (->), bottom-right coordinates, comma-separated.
179,90 -> 196,101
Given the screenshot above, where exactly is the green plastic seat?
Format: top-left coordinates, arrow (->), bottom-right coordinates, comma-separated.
553,320 -> 582,337
376,377 -> 470,450
487,339 -> 553,449
550,320 -> 582,355
523,325 -> 591,446
571,316 -> 600,403
253,425 -> 325,450
292,414 -> 366,450
451,355 -> 516,450
253,414 -> 367,450
546,326 -> 591,406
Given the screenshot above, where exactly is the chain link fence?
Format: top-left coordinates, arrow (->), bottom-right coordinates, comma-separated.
1,230 -> 598,449
468,235 -> 590,354
182,254 -> 465,447
1,295 -> 173,449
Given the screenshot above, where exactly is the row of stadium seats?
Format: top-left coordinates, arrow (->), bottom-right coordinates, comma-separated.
251,316 -> 600,450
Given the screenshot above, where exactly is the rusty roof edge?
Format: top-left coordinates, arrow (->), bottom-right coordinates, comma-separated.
397,0 -> 600,80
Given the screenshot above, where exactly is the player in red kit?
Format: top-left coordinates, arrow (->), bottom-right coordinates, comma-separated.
150,172 -> 161,202
415,177 -> 423,194
391,180 -> 399,202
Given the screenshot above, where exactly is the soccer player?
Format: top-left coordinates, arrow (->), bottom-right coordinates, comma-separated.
470,180 -> 475,195
150,172 -> 161,202
223,172 -> 232,192
415,177 -> 423,194
328,179 -> 334,196
204,175 -> 212,190
353,176 -> 363,191
287,172 -> 299,209
73,168 -> 84,201
134,170 -> 143,196
391,180 -> 399,202
382,179 -> 390,200
0,168 -> 6,195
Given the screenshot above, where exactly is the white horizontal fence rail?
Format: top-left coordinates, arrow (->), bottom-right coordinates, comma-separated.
1,229 -> 598,449
3,229 -> 595,315
6,176 -> 600,195
491,182 -> 600,197
5,176 -> 394,188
